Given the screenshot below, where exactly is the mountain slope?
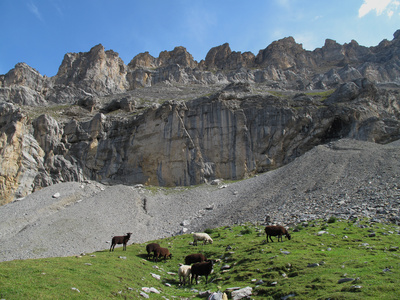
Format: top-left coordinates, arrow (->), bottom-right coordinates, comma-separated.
0,138 -> 399,262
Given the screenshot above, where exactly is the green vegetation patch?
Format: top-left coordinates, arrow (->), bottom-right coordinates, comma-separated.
305,89 -> 335,100
0,219 -> 399,299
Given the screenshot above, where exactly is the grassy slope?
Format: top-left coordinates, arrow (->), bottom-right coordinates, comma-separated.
0,218 -> 399,299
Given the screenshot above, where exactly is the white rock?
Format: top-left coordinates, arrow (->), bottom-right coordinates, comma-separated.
231,287 -> 252,300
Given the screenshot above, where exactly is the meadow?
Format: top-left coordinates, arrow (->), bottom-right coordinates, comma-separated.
1,218 -> 399,299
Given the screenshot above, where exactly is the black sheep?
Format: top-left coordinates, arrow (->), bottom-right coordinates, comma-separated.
110,232 -> 132,251
146,243 -> 160,260
191,260 -> 214,284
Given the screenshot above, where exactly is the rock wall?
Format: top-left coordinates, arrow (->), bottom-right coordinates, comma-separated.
1,31 -> 400,204
1,79 -> 398,204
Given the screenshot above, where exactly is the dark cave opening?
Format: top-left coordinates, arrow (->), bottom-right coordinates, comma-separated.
322,116 -> 352,142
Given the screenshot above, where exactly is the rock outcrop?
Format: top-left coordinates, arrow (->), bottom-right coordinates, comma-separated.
0,30 -> 399,204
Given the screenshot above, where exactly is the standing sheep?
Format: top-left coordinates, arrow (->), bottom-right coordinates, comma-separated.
193,233 -> 213,245
110,233 -> 132,251
145,243 -> 160,260
153,247 -> 172,262
191,260 -> 215,284
265,225 -> 291,242
178,264 -> 192,285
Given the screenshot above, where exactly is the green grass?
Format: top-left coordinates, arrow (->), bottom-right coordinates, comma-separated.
25,104 -> 75,121
1,219 -> 399,299
305,89 -> 335,101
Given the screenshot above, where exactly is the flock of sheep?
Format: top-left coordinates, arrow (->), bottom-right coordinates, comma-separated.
109,225 -> 291,285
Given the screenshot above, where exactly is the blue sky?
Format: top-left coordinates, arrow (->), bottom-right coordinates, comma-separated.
1,0 -> 400,76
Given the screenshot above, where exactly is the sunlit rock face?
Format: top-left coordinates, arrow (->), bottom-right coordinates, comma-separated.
0,30 -> 400,204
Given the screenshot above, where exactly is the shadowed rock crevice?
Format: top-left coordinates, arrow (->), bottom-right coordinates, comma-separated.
322,116 -> 353,142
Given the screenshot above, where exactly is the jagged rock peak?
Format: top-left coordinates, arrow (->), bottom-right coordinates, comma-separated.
205,43 -> 232,69
204,43 -> 256,70
255,36 -> 310,69
128,51 -> 157,69
2,62 -> 45,87
158,46 -> 197,68
55,43 -> 128,95
394,29 -> 400,40
129,46 -> 197,70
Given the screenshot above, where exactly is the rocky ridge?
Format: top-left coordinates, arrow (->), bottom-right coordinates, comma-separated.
1,30 -> 400,105
0,31 -> 399,204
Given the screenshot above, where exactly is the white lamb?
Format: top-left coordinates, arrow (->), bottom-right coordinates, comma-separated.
193,232 -> 213,245
178,264 -> 192,285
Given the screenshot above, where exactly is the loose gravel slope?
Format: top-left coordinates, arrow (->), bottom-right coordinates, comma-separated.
0,138 -> 399,262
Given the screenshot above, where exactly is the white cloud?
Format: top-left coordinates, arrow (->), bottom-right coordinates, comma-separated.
358,0 -> 398,17
275,0 -> 291,9
27,1 -> 44,22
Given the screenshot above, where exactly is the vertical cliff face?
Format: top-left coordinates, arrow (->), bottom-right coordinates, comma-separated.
0,103 -> 46,204
0,78 -> 399,204
1,31 -> 400,204
22,81 -> 396,192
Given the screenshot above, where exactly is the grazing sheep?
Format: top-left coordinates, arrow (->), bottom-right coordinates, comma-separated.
193,233 -> 213,245
145,243 -> 160,260
153,247 -> 172,262
178,264 -> 192,285
265,225 -> 291,242
110,232 -> 132,251
191,260 -> 214,284
185,253 -> 207,265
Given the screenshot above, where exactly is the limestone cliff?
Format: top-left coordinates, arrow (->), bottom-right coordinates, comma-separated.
0,31 -> 400,204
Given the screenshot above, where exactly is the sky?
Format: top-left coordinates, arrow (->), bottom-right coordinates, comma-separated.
1,0 -> 400,77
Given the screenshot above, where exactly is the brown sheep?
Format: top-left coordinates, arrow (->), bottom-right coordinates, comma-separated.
110,233 -> 132,251
265,225 -> 291,242
153,247 -> 172,262
185,253 -> 207,265
146,243 -> 160,260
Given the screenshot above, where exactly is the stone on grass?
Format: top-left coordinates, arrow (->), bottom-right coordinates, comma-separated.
231,286 -> 252,300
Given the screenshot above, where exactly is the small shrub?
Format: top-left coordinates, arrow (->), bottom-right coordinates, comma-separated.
328,216 -> 337,223
294,225 -> 303,231
240,227 -> 253,235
